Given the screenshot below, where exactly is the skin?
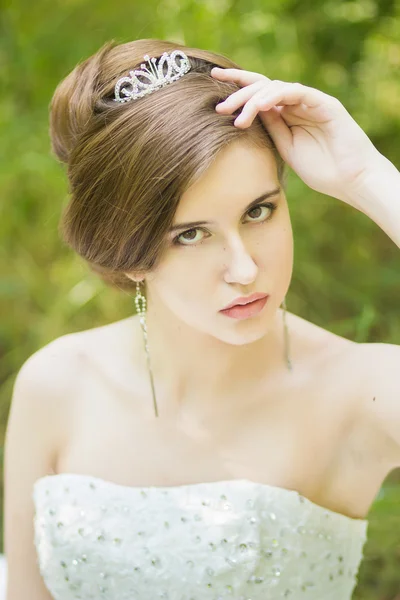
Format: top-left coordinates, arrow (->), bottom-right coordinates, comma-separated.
124,139 -> 294,419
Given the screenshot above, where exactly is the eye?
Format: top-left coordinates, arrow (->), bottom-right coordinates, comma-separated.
245,202 -> 276,223
172,201 -> 278,246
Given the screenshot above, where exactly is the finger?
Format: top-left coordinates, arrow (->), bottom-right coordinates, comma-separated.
216,80 -> 290,117
234,82 -> 327,127
215,80 -> 266,113
259,106 -> 293,162
211,67 -> 270,86
257,81 -> 332,109
233,83 -> 292,127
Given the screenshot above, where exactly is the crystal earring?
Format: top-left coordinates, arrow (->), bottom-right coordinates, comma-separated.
135,280 -> 159,417
281,295 -> 293,371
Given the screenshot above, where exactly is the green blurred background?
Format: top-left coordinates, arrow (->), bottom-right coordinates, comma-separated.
1,0 -> 399,597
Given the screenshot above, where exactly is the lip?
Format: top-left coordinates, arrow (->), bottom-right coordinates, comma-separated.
220,296 -> 269,320
220,292 -> 269,311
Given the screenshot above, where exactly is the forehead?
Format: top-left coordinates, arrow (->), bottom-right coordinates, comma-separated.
177,141 -> 279,215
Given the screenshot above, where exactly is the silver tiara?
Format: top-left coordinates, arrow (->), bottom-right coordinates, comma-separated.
114,50 -> 191,103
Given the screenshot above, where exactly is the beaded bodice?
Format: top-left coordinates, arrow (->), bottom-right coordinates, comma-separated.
32,473 -> 368,600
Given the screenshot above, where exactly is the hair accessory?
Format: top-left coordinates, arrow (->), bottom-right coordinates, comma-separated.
114,50 -> 191,103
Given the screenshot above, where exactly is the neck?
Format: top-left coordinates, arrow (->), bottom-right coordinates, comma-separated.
136,292 -> 290,417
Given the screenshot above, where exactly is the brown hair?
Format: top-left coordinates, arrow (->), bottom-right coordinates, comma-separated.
50,38 -> 287,293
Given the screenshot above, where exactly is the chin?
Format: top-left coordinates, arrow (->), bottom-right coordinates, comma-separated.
220,322 -> 271,346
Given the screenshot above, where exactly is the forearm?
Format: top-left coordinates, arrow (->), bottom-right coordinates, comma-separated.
346,153 -> 400,248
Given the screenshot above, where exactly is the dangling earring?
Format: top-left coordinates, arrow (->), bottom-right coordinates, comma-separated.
281,296 -> 293,371
135,280 -> 159,417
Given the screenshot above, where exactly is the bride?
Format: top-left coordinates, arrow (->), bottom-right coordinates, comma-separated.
3,38 -> 400,600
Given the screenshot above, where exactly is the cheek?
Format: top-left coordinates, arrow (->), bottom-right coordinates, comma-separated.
271,227 -> 294,282
165,246 -> 219,282
150,253 -> 211,305
254,221 -> 293,260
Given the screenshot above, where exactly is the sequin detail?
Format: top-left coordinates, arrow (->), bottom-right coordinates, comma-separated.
32,474 -> 368,600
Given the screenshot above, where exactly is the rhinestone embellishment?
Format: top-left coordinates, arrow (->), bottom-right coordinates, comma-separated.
114,50 -> 191,103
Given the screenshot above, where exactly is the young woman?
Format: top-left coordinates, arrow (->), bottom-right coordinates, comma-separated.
3,38 -> 400,600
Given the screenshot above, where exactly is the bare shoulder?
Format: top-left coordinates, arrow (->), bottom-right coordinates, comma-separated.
287,311 -> 395,403
4,332 -> 98,598
284,310 -> 365,412
33,317 -> 141,397
345,341 -> 400,469
24,316 -> 136,375
284,308 -> 357,363
17,329 -> 90,392
286,312 -> 400,469
57,315 -> 136,354
11,325 -> 112,433
339,340 -> 400,407
10,332 -> 88,445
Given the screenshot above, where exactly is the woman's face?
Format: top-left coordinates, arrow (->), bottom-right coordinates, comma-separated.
136,140 -> 293,345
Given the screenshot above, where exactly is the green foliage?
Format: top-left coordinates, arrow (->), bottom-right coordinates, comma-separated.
1,0 -> 399,595
356,483 -> 400,599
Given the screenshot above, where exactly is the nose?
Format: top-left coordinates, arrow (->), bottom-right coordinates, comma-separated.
222,235 -> 258,285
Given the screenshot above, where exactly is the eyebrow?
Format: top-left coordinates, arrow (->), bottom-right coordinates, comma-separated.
168,186 -> 282,233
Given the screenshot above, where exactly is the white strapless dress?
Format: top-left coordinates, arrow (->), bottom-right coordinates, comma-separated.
3,473 -> 369,599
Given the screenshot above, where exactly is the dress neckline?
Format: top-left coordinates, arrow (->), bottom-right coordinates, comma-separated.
33,472 -> 368,525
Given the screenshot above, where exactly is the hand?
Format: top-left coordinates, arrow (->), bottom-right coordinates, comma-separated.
211,67 -> 381,208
